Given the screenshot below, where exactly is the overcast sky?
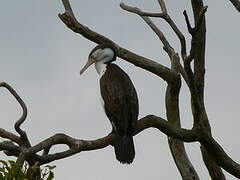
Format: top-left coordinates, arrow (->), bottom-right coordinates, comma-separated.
0,0 -> 240,179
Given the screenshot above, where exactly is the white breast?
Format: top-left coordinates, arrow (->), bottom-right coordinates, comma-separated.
95,61 -> 107,77
99,87 -> 105,108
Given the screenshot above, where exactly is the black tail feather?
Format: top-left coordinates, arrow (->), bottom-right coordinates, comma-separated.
114,134 -> 135,164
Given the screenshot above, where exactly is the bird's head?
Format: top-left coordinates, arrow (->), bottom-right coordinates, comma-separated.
80,43 -> 116,75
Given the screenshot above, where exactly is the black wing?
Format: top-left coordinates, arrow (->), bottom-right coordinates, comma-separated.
100,64 -> 138,135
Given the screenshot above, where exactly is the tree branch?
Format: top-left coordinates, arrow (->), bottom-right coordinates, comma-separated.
0,128 -> 21,144
119,2 -> 188,66
165,62 -> 200,180
198,132 -> 239,178
119,2 -> 191,88
2,112 -> 240,178
0,80 -> 239,178
59,1 -> 198,179
183,6 -> 207,65
0,82 -> 31,148
190,1 -> 225,179
229,0 -> 240,11
1,115 -> 197,163
157,0 -> 167,13
0,1 -> 238,179
119,4 -> 200,178
120,3 -> 175,58
0,141 -> 22,156
117,4 -> 165,18
58,1 -> 176,83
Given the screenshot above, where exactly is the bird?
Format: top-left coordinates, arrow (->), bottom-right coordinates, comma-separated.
80,43 -> 139,164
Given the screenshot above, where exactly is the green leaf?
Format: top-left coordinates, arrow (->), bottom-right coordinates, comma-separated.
47,171 -> 54,180
45,165 -> 56,170
0,167 -> 5,172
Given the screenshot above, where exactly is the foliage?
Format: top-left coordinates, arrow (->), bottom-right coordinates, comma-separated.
0,160 -> 55,180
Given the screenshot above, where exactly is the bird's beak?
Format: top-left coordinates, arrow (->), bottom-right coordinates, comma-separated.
80,58 -> 96,75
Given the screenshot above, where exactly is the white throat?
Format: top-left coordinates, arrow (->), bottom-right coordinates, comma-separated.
95,61 -> 107,77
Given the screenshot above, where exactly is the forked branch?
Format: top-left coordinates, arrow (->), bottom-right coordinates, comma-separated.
120,3 -> 175,58
1,80 -> 240,177
1,0 -> 240,179
183,6 -> 208,65
59,0 -> 177,83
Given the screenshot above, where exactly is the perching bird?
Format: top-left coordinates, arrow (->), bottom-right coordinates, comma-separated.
80,43 -> 139,164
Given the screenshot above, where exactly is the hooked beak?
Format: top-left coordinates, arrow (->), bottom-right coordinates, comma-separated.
80,58 -> 96,75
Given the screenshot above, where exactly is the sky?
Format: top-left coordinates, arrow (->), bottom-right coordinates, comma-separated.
0,0 -> 239,179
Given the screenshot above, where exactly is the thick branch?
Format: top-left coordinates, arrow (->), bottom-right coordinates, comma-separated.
165,69 -> 199,179
191,1 -> 225,179
0,128 -> 21,144
119,2 -> 191,88
183,6 -> 207,66
198,132 -> 240,178
0,82 -> 31,148
2,114 -> 240,178
32,118 -> 240,179
191,1 -> 206,105
120,4 -> 199,177
0,114 -> 196,166
58,1 -> 176,83
1,115 -> 196,165
0,141 -> 21,156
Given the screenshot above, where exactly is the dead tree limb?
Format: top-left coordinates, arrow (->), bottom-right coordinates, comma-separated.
0,82 -> 31,148
190,0 -> 225,179
59,1 -> 176,83
120,2 -> 199,179
229,0 -> 240,11
1,0 -> 240,179
57,0 -> 240,178
1,81 -> 240,177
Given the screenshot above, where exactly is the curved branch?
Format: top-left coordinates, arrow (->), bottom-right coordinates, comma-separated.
0,82 -> 31,147
58,1 -> 176,83
6,115 -> 196,165
120,3 -> 175,58
120,3 -> 187,63
0,128 -> 21,144
1,112 -> 240,178
0,141 -> 22,156
119,2 -> 192,88
115,4 -> 165,18
33,116 -> 240,178
198,132 -> 240,178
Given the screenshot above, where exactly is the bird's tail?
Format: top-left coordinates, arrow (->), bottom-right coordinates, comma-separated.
114,134 -> 135,164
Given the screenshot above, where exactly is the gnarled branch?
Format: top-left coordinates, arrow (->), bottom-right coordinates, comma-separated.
1,82 -> 240,177
1,113 -> 197,163
0,82 -> 31,148
120,3 -> 175,58
1,0 -> 240,179
58,1 -> 176,83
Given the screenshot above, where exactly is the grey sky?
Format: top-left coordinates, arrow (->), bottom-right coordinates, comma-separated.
0,0 -> 239,179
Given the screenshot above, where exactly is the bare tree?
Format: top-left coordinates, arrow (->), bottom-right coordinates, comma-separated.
0,0 -> 240,179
